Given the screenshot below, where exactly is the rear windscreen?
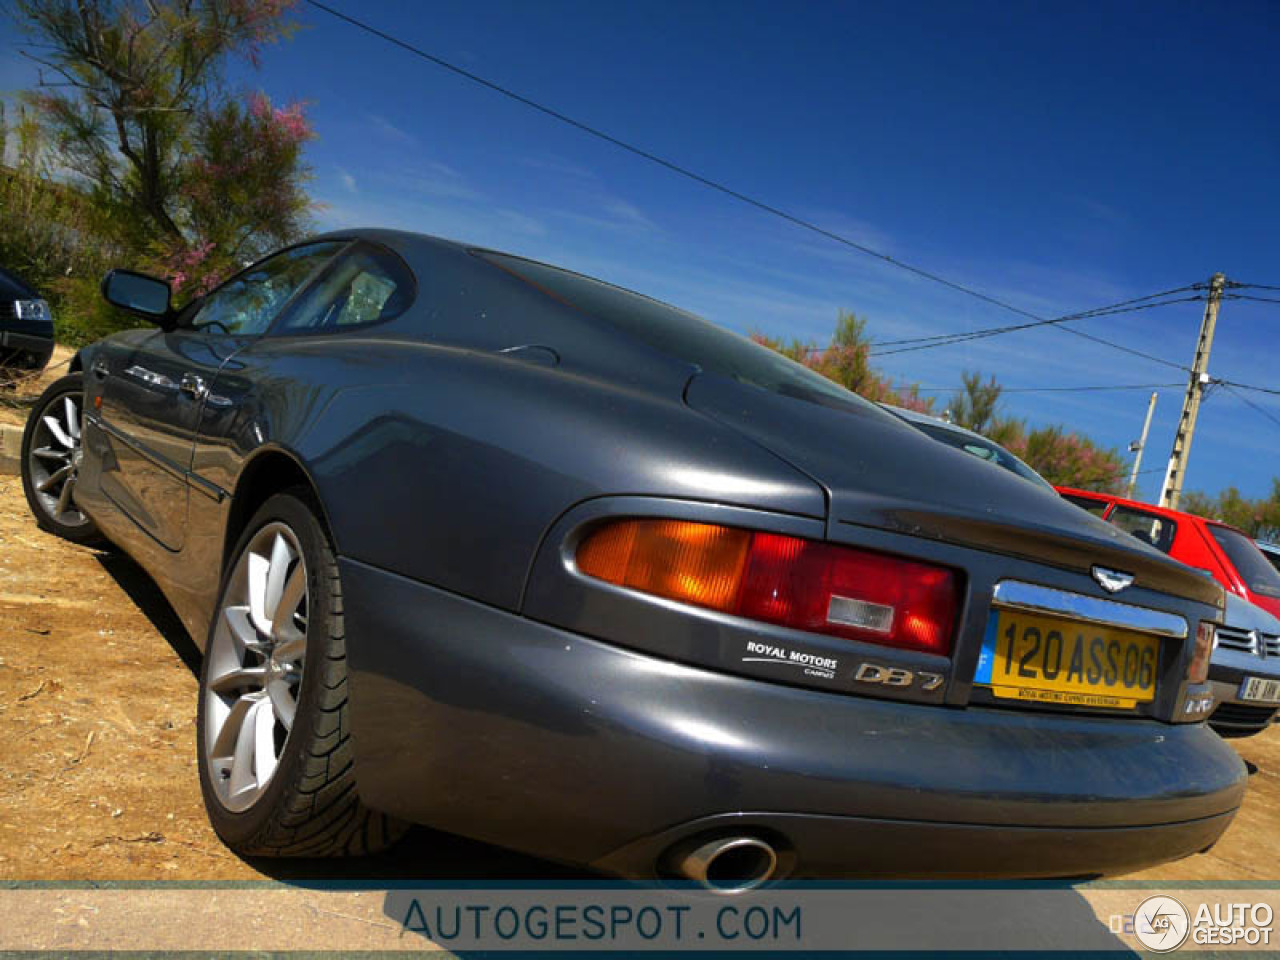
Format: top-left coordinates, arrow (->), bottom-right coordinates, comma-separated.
480,251 -> 879,414
1209,525 -> 1280,598
913,421 -> 1054,490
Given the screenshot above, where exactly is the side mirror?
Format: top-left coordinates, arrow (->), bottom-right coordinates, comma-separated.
101,269 -> 173,324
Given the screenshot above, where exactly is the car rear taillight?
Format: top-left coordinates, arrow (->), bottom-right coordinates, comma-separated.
1188,621 -> 1215,685
575,519 -> 960,656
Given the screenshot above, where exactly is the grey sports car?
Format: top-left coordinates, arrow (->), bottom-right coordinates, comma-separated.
21,230 -> 1245,889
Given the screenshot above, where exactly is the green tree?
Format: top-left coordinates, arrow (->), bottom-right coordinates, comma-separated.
0,102 -> 105,283
1179,480 -> 1280,540
948,370 -> 1002,434
11,0 -> 311,335
1179,490 -> 1217,518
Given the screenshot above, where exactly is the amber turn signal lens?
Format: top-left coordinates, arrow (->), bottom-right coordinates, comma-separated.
577,519 -> 751,610
575,518 -> 960,656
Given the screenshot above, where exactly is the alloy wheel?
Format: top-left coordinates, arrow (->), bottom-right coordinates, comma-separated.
27,391 -> 89,528
204,522 -> 309,813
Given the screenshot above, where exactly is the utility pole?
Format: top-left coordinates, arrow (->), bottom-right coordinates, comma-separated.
1127,391 -> 1159,499
1159,273 -> 1226,510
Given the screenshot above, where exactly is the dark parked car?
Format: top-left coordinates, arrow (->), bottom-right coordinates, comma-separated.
21,231 -> 1244,888
0,266 -> 54,375
883,404 -> 1055,491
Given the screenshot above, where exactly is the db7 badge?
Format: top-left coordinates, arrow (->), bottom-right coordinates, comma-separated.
854,662 -> 945,691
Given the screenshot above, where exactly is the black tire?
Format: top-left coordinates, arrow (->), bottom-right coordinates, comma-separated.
196,489 -> 406,857
20,372 -> 105,546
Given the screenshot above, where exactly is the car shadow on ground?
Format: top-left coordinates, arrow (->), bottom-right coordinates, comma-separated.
93,547 -> 589,883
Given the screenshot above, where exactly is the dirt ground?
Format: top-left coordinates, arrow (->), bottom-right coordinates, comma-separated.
0,344 -> 77,430
0,376 -> 1278,882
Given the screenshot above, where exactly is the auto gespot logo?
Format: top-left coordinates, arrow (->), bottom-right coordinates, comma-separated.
1113,896 -> 1274,951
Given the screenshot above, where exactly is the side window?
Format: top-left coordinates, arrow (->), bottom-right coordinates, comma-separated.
1062,493 -> 1109,517
273,244 -> 414,335
188,241 -> 346,335
1108,505 -> 1177,554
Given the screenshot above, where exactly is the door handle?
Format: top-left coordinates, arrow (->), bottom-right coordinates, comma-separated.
180,373 -> 208,400
91,359 -> 110,380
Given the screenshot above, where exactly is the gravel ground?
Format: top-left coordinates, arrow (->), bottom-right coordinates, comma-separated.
0,372 -> 1276,882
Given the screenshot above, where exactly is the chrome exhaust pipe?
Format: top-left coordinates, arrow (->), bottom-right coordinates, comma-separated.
677,836 -> 778,894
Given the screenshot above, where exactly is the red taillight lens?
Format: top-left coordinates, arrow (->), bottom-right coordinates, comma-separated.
576,519 -> 960,656
1188,621 -> 1215,685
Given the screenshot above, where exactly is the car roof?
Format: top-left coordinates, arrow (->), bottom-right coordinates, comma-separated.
880,404 -> 993,444
1056,485 -> 1256,539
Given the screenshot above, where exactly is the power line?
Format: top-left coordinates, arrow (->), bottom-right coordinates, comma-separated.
303,0 -> 1115,331
868,285 -> 1204,350
1223,383 -> 1280,433
1214,378 -> 1280,397
868,294 -> 1204,359
1227,281 -> 1280,292
1050,325 -> 1191,372
1226,294 -> 1280,305
913,382 -> 1183,394
301,2 -> 1233,383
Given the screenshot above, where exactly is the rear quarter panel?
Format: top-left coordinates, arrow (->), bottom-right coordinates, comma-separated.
285,338 -> 825,611
169,334 -> 823,636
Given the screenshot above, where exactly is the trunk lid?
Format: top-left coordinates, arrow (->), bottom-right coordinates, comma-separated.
685,372 -> 1221,609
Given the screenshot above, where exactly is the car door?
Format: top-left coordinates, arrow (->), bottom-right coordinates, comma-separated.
94,241 -> 347,550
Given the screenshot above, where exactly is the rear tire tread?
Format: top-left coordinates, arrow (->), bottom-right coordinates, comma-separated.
200,489 -> 407,859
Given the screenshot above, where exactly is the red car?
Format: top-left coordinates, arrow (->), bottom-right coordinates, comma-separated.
1057,487 -> 1280,620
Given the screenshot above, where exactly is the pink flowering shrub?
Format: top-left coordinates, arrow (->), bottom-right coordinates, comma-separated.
157,90 -> 313,299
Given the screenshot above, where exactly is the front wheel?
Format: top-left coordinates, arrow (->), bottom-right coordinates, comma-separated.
196,490 -> 405,857
20,372 -> 103,545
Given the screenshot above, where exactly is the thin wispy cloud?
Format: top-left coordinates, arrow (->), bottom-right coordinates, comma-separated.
367,114 -> 417,145
520,153 -> 597,181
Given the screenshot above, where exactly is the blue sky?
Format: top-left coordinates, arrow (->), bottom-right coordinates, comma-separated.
5,1 -> 1279,499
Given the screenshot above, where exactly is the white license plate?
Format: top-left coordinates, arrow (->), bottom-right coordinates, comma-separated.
1239,676 -> 1280,704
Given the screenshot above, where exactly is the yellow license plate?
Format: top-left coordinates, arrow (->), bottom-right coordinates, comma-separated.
975,610 -> 1159,709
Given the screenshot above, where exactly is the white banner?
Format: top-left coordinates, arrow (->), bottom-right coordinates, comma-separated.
0,884 -> 1277,952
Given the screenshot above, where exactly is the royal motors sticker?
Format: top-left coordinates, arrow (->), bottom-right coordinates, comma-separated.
742,641 -> 838,679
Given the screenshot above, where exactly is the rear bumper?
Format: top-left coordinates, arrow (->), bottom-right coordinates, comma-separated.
594,810 -> 1236,881
341,558 -> 1247,880
0,328 -> 53,368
